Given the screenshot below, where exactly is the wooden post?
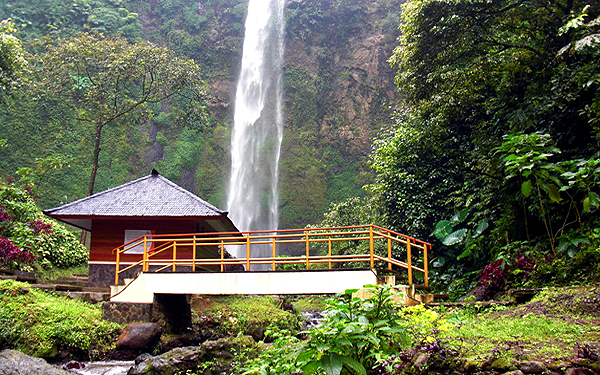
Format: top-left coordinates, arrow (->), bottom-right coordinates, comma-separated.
369,226 -> 374,269
220,240 -> 225,272
305,230 -> 310,270
246,235 -> 251,271
115,249 -> 120,285
387,237 -> 392,271
272,237 -> 276,271
423,243 -> 429,287
407,239 -> 412,285
192,235 -> 197,272
328,236 -> 332,269
172,241 -> 177,272
143,237 -> 149,272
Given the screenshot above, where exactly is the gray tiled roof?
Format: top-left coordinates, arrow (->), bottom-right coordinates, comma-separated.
44,172 -> 227,217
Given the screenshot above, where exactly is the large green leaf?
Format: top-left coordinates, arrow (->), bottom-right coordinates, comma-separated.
339,355 -> 367,375
442,228 -> 467,246
547,184 -> 562,203
320,353 -> 343,375
431,220 -> 452,239
521,180 -> 533,197
473,220 -> 489,239
450,209 -> 468,224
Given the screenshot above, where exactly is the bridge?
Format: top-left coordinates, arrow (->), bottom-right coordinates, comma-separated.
109,225 -> 431,303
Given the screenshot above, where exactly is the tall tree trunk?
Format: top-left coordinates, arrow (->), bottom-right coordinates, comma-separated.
87,124 -> 104,196
81,123 -> 104,245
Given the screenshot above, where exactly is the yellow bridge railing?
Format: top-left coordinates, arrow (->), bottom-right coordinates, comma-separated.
112,225 -> 431,287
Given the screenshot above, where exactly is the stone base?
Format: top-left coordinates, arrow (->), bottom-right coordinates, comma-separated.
103,294 -> 192,333
102,301 -> 153,325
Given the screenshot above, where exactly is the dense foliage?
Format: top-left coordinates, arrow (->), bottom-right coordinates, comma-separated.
0,177 -> 87,270
367,0 -> 600,294
0,19 -> 28,99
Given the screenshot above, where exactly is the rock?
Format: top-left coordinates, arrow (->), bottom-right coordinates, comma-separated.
116,323 -> 162,352
127,336 -> 257,375
412,352 -> 430,368
491,358 -> 518,372
503,371 -> 524,375
134,353 -> 154,365
565,368 -> 596,375
519,360 -> 546,373
62,360 -> 85,370
0,349 -> 70,375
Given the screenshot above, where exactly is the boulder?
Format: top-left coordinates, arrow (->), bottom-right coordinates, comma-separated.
127,336 -> 256,375
519,360 -> 546,373
116,323 -> 162,352
565,368 -> 596,375
0,349 -> 70,375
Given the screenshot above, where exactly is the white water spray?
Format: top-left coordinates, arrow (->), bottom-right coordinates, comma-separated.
227,0 -> 285,266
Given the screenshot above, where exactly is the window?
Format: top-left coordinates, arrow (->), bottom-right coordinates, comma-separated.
123,229 -> 154,254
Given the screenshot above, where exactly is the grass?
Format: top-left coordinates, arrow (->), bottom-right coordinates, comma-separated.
191,295 -> 302,340
0,279 -> 121,360
443,287 -> 600,363
35,263 -> 88,282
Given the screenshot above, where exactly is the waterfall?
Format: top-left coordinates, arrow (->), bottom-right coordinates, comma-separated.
227,0 -> 285,268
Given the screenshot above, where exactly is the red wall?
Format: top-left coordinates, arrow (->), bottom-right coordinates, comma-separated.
90,218 -> 197,263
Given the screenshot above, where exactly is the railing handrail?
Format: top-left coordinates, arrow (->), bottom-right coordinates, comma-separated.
113,224 -> 430,287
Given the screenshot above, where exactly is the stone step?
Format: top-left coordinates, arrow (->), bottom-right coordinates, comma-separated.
0,272 -> 36,283
46,277 -> 88,287
55,290 -> 110,303
54,284 -> 83,292
82,286 -> 110,293
29,283 -> 58,292
0,268 -> 14,276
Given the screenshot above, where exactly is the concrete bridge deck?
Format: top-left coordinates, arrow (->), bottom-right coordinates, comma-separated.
110,269 -> 392,303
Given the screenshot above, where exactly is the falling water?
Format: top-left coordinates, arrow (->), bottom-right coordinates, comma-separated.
227,0 -> 285,267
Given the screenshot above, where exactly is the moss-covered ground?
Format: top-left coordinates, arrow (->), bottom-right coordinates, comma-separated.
0,279 -> 121,360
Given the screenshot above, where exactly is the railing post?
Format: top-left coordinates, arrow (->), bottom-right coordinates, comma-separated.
328,236 -> 332,269
305,230 -> 310,269
115,248 -> 120,285
407,239 -> 412,285
246,234 -> 251,271
172,241 -> 177,272
220,240 -> 225,272
423,243 -> 429,287
143,237 -> 149,272
369,226 -> 374,268
272,237 -> 276,271
193,235 -> 197,272
387,237 -> 392,271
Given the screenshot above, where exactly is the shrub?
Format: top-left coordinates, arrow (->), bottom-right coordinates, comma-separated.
0,183 -> 88,269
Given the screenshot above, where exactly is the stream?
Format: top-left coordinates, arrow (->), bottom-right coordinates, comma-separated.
62,360 -> 134,375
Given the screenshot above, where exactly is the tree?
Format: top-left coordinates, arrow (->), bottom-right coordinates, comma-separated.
0,19 -> 28,99
35,32 -> 208,196
372,0 -> 600,291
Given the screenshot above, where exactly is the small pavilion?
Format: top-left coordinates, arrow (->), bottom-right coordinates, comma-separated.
44,170 -> 239,287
